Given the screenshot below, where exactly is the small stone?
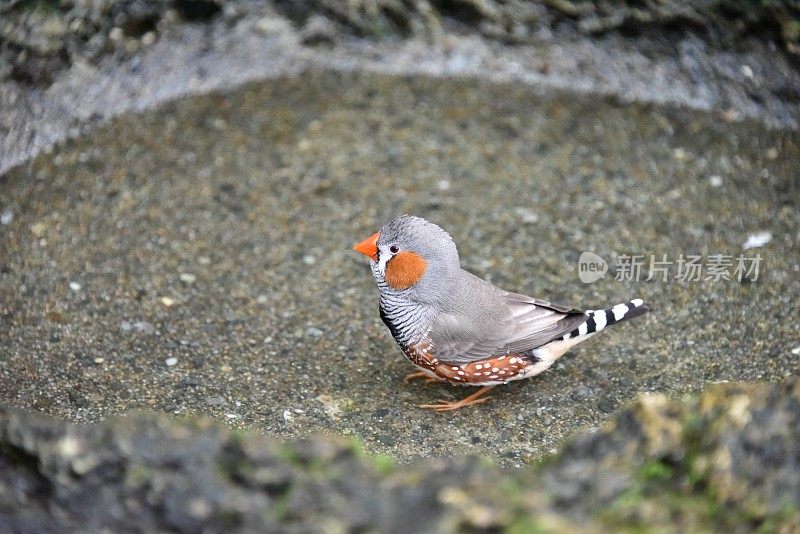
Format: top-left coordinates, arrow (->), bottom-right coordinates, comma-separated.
31,222 -> 47,238
708,175 -> 723,187
141,31 -> 156,46
302,255 -> 316,265
723,109 -> 740,122
225,413 -> 239,419
377,434 -> 396,446
256,294 -> 268,304
206,396 -> 225,406
437,180 -> 451,191
672,148 -> 687,161
69,281 -> 82,291
41,17 -> 67,38
165,357 -> 178,367
94,357 -> 104,364
179,273 -> 197,284
254,16 -> 289,36
300,15 -> 336,47
198,256 -> 211,265
134,321 -> 155,334
109,27 -> 124,41
513,207 -> 539,224
0,210 -> 12,225
597,398 -> 617,413
743,231 -> 772,250
306,327 -> 324,338
740,64 -> 754,78
160,296 -> 176,307
791,346 -> 800,355
766,147 -> 779,160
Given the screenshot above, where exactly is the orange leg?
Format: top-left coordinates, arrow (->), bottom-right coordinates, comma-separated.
418,386 -> 495,412
403,370 -> 443,384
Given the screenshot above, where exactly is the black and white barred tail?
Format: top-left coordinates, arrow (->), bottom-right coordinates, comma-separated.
561,299 -> 649,341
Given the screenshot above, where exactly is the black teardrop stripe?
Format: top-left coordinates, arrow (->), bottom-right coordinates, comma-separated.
379,306 -> 402,341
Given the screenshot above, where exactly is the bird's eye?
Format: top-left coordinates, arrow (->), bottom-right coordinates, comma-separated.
389,244 -> 400,254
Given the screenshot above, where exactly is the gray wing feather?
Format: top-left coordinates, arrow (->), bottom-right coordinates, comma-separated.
429,290 -> 587,365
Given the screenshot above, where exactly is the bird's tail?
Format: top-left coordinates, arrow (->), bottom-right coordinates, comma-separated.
562,299 -> 650,340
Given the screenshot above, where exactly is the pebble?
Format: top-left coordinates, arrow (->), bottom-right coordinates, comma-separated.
205,396 -> 226,406
672,147 -> 687,160
0,210 -> 12,225
255,16 -> 289,36
69,281 -> 82,291
31,222 -> 47,238
119,320 -> 155,334
743,231 -> 772,250
94,357 -> 104,364
141,31 -> 156,46
708,175 -> 723,187
160,296 -> 176,307
437,179 -> 451,191
791,346 -> 800,356
513,207 -> 539,224
256,294 -> 269,304
198,256 -> 211,265
179,273 -> 197,284
302,255 -> 316,265
306,326 -> 324,338
165,357 -> 178,366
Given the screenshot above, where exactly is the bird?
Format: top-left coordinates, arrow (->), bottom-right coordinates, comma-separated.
353,215 -> 650,411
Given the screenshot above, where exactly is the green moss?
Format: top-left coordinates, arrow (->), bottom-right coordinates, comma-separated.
123,464 -> 152,487
505,515 -> 551,534
272,488 -> 293,521
371,453 -> 395,475
637,459 -> 674,483
274,444 -> 302,466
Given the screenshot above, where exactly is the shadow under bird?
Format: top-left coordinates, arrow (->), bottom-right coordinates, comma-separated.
353,215 -> 650,411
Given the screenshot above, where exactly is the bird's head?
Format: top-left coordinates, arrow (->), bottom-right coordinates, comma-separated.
353,215 -> 460,303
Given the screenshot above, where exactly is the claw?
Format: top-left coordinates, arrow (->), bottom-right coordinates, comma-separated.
417,386 -> 495,411
404,371 -> 442,384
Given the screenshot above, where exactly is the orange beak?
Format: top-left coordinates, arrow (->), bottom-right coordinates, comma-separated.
353,231 -> 380,260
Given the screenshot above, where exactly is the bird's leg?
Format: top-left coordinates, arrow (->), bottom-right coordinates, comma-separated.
418,386 -> 495,412
403,370 -> 443,384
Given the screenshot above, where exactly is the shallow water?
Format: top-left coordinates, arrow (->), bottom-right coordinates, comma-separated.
1,71 -> 798,465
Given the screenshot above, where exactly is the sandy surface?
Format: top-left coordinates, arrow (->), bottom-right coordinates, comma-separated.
1,72 -> 798,465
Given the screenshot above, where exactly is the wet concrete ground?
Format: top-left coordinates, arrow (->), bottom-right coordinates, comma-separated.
1,71 -> 799,465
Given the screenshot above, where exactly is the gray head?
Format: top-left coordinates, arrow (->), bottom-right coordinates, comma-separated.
353,215 -> 461,305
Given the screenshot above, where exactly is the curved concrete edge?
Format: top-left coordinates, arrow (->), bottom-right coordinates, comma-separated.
2,14 -> 799,177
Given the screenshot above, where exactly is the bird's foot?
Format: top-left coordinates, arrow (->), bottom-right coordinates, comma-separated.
418,386 -> 494,412
403,371 -> 442,384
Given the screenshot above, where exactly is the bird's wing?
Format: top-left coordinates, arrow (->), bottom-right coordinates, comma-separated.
428,291 -> 587,365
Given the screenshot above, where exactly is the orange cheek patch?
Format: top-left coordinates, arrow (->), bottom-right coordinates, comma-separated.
385,251 -> 428,290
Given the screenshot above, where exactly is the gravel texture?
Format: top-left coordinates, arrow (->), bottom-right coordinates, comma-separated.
2,379 -> 799,532
1,71 -> 798,466
3,1 -> 800,177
